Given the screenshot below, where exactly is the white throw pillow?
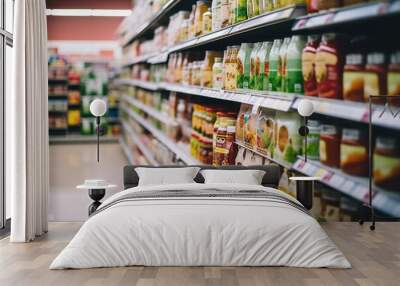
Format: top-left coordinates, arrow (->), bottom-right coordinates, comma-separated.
200,169 -> 266,185
135,167 -> 200,186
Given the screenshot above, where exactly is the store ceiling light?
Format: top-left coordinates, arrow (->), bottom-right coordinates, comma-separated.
46,9 -> 132,17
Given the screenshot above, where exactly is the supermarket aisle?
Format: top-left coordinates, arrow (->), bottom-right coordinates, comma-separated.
49,143 -> 128,221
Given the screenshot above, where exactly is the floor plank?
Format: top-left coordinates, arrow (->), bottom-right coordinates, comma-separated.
0,222 -> 399,286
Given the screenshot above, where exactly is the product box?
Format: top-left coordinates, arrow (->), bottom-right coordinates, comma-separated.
274,112 -> 302,163
256,108 -> 276,158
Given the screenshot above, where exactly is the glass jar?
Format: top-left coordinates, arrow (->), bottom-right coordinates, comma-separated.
343,53 -> 365,102
387,51 -> 400,107
340,128 -> 368,177
320,124 -> 341,168
373,136 -> 400,192
365,52 -> 386,104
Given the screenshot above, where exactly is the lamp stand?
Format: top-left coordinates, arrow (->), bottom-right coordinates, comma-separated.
96,116 -> 100,162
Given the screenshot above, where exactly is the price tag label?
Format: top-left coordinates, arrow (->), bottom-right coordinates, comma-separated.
305,13 -> 334,28
334,3 -> 381,23
293,19 -> 307,30
341,180 -> 356,195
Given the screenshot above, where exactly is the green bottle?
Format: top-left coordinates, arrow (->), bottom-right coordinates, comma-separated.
237,43 -> 253,89
286,35 -> 306,94
268,39 -> 282,92
258,41 -> 273,91
236,0 -> 248,22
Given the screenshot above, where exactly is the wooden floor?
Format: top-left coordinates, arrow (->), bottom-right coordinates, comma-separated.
0,222 -> 398,286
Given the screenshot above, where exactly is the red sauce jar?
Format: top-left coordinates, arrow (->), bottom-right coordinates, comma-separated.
343,53 -> 365,102
315,33 -> 343,99
319,124 -> 341,168
364,52 -> 386,104
340,128 -> 369,177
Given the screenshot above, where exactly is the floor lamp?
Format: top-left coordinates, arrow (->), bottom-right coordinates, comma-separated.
359,95 -> 400,231
90,98 -> 107,162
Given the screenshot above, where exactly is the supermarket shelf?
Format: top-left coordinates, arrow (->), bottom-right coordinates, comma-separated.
121,53 -> 157,67
122,94 -> 175,125
116,78 -> 160,91
121,121 -> 159,166
160,82 -> 295,111
168,5 -> 306,54
293,156 -> 400,218
121,0 -> 183,47
292,97 -> 400,130
235,141 -> 293,170
121,105 -> 200,165
49,135 -> 119,144
293,0 -> 400,32
119,136 -> 135,165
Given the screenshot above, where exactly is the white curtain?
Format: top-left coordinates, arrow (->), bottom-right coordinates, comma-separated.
9,0 -> 49,242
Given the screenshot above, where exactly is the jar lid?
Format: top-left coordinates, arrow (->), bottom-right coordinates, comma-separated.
321,124 -> 338,135
390,51 -> 400,64
346,54 -> 363,65
376,136 -> 397,150
307,34 -> 320,43
342,128 -> 362,140
307,120 -> 320,127
367,52 -> 385,65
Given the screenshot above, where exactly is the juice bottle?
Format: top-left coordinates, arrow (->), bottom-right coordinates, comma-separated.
236,0 -> 248,22
237,43 -> 253,89
250,42 -> 262,90
195,1 -> 209,36
212,0 -> 221,31
286,35 -> 306,93
278,37 -> 291,92
268,39 -> 282,91
259,41 -> 273,90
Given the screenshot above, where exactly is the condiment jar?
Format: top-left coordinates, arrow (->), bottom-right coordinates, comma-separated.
340,128 -> 368,177
373,136 -> 400,192
343,53 -> 365,102
387,51 -> 400,107
319,124 -> 340,168
364,52 -> 386,104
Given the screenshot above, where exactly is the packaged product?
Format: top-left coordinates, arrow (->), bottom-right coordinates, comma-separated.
225,125 -> 238,165
302,35 -> 320,96
256,108 -> 276,157
268,39 -> 282,91
286,35 -> 306,93
247,0 -> 253,18
257,41 -> 273,90
340,128 -> 368,177
387,51 -> 400,106
202,8 -> 213,34
315,33 -> 343,99
220,0 -> 231,27
251,0 -> 260,16
364,52 -> 386,103
373,136 -> 400,192
237,43 -> 253,89
304,120 -> 320,160
230,0 -> 237,24
236,104 -> 252,142
250,42 -> 262,90
67,110 -> 81,126
195,1 -> 209,36
319,124 -> 341,168
244,106 -> 258,148
201,51 -> 221,87
278,37 -> 291,92
274,112 -> 302,163
225,45 -> 240,90
212,57 -> 224,89
236,0 -> 248,22
214,112 -> 238,165
211,0 -> 221,31
343,53 -> 365,102
188,4 -> 197,39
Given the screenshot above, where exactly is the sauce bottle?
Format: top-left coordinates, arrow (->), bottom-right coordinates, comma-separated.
315,33 -> 343,99
302,35 -> 320,96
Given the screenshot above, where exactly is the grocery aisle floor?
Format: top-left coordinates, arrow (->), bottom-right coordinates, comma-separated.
49,143 -> 128,221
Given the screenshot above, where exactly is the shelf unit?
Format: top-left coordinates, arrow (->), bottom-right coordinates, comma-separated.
116,0 -> 400,217
117,79 -> 400,130
121,105 -> 200,165
293,156 -> 400,218
119,136 -> 135,165
120,0 -> 184,47
121,121 -> 159,166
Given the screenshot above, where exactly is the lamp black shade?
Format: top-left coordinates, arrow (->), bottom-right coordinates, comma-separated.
296,180 -> 314,210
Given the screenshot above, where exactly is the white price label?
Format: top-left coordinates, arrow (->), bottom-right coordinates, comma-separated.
341,180 -> 356,195
305,13 -> 334,28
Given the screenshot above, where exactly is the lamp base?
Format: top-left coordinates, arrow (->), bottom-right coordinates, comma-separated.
88,188 -> 105,215
296,181 -> 314,210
